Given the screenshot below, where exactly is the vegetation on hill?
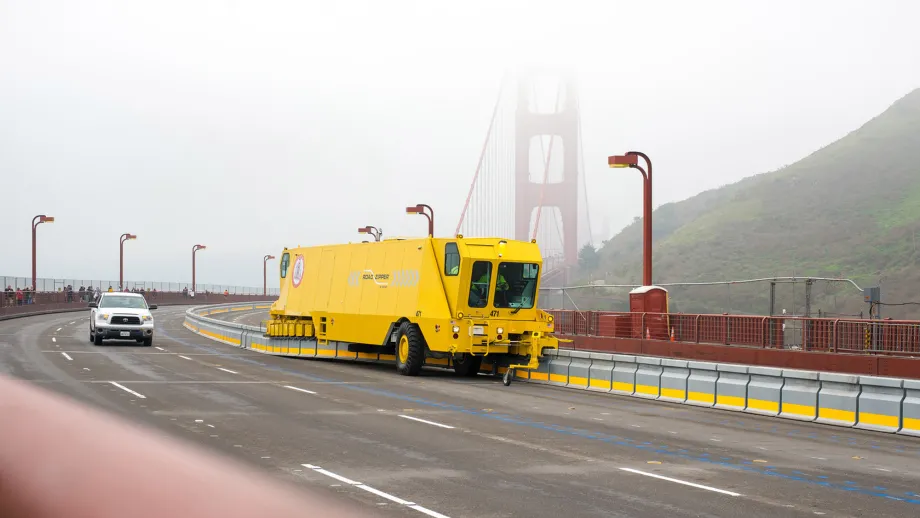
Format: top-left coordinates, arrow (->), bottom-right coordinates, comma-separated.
572,88 -> 920,319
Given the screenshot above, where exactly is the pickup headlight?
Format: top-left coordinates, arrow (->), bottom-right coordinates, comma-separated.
98,313 -> 109,321
142,315 -> 154,322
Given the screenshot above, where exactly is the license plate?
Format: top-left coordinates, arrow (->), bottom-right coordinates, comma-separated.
472,325 -> 485,335
120,331 -> 131,337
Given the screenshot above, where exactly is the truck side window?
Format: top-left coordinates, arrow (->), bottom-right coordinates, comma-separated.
467,261 -> 491,308
280,253 -> 290,278
444,243 -> 460,276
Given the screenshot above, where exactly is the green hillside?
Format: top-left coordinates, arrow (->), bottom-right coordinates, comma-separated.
581,88 -> 920,318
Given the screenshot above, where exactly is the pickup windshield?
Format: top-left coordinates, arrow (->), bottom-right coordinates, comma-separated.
99,296 -> 148,309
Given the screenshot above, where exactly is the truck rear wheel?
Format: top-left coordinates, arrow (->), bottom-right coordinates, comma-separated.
452,353 -> 482,377
395,322 -> 424,376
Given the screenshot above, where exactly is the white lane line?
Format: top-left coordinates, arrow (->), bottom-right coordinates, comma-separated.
217,367 -> 238,374
155,346 -> 165,351
398,415 -> 455,429
619,467 -> 740,497
52,337 -> 56,343
301,464 -> 450,517
109,381 -> 147,399
178,355 -> 192,360
56,327 -> 62,332
284,385 -> 317,395
61,352 -> 73,361
69,321 -> 75,324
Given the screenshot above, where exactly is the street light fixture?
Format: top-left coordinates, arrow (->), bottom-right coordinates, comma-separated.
405,204 -> 434,237
357,226 -> 382,242
609,151 -> 653,286
119,233 -> 137,290
263,254 -> 275,296
31,215 -> 55,292
192,244 -> 207,293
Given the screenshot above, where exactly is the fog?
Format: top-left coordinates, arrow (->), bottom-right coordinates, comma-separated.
2,0 -> 918,288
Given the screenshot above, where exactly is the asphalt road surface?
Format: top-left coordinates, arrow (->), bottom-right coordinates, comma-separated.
3,307 -> 920,517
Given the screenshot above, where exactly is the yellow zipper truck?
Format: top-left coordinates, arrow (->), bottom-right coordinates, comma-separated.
267,236 -> 559,385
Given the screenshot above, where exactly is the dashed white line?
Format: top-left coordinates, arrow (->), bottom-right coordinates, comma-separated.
620,467 -> 740,497
284,385 -> 317,395
109,382 -> 146,399
398,415 -> 455,429
302,464 -> 450,517
217,368 -> 238,374
56,327 -> 62,332
155,347 -> 165,351
207,424 -> 215,428
61,352 -> 73,361
52,337 -> 56,343
69,321 -> 75,324
178,355 -> 192,360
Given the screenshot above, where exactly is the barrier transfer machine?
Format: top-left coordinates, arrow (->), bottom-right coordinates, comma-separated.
266,236 -> 559,385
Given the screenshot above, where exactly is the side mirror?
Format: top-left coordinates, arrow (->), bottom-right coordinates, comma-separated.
88,302 -> 98,308
148,305 -> 158,310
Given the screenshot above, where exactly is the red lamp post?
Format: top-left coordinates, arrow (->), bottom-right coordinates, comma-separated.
31,215 -> 55,292
119,233 -> 137,290
405,204 -> 434,237
192,244 -> 206,293
609,151 -> 654,286
263,254 -> 275,296
357,226 -> 382,242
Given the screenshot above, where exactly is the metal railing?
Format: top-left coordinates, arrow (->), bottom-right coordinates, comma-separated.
1,276 -> 280,296
546,309 -> 920,357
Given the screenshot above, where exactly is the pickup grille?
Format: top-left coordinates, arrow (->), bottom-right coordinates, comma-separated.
112,316 -> 141,325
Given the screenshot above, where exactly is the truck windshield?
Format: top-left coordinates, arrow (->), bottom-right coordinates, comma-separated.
467,261 -> 492,308
99,296 -> 148,309
493,262 -> 539,309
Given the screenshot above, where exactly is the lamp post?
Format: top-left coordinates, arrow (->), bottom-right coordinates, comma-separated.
119,233 -> 137,290
31,215 -> 55,292
192,244 -> 206,293
263,254 -> 275,296
357,226 -> 382,242
609,151 -> 653,286
405,204 -> 434,237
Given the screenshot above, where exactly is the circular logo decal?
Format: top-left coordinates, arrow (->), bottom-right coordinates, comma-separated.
291,255 -> 305,288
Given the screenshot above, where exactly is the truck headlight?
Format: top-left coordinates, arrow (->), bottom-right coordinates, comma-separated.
98,313 -> 109,321
142,315 -> 153,322
452,326 -> 460,333
496,327 -> 504,335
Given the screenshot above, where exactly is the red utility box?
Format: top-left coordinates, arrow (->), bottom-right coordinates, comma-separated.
629,286 -> 671,340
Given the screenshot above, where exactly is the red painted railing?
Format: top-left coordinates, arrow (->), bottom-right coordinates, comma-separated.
545,310 -> 920,357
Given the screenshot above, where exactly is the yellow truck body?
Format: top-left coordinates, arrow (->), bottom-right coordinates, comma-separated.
267,236 -> 558,377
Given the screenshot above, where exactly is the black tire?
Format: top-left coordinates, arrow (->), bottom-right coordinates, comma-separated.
452,353 -> 483,377
94,332 -> 103,346
395,322 -> 424,376
143,336 -> 153,347
89,327 -> 94,343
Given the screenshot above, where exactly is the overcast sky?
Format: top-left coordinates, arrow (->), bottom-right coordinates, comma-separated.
2,0 -> 918,289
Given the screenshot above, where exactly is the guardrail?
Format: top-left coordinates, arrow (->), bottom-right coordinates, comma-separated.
0,293 -> 276,321
1,275 -> 280,296
546,309 -> 920,357
186,302 -> 920,437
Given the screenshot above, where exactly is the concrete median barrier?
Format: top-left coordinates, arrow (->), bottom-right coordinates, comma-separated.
183,303 -> 920,437
587,352 -> 615,392
898,379 -> 920,437
746,366 -> 783,417
566,351 -> 591,389
715,364 -> 749,412
658,359 -> 689,403
686,361 -> 718,407
780,369 -> 820,422
816,372 -> 860,427
856,376 -> 904,433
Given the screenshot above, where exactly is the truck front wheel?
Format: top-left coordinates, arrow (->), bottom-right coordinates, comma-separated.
395,322 -> 424,376
452,353 -> 482,377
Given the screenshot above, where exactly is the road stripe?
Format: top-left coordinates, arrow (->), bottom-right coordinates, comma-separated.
155,346 -> 165,351
109,381 -> 146,399
52,337 -> 56,343
56,327 -> 62,332
217,367 -> 238,374
284,385 -> 317,395
61,352 -> 73,361
619,467 -> 740,496
398,415 -> 455,429
69,321 -> 75,324
301,464 -> 450,517
178,355 -> 192,360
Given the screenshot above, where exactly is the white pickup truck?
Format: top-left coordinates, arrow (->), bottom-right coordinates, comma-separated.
88,292 -> 157,346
